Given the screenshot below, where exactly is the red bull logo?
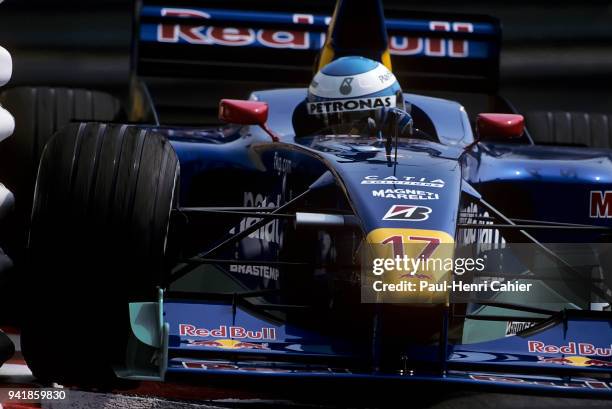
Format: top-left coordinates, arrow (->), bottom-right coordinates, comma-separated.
585,358 -> 612,367
149,8 -> 486,59
538,357 -> 574,365
179,324 -> 277,340
528,341 -> 612,357
186,339 -> 270,350
538,356 -> 612,368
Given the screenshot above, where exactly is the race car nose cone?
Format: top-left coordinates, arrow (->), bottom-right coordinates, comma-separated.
0,45 -> 12,86
0,105 -> 15,141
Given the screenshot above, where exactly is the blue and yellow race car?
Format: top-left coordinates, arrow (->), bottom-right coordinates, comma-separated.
1,0 -> 609,399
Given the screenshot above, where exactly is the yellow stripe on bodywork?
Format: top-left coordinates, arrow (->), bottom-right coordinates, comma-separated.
366,228 -> 454,304
316,0 -> 339,71
380,50 -> 392,71
367,228 -> 454,244
317,43 -> 336,71
316,0 -> 393,72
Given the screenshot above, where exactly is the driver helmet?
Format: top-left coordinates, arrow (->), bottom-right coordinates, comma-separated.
307,56 -> 403,135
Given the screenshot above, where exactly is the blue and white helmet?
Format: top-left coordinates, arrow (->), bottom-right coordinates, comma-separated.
307,56 -> 403,133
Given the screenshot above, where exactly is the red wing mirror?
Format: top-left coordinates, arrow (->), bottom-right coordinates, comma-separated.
476,113 -> 525,140
218,99 -> 279,142
219,99 -> 268,125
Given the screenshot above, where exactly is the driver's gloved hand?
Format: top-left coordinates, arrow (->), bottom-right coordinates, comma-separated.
372,107 -> 413,138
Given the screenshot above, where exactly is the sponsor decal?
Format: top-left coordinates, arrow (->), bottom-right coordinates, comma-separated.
309,64 -> 396,99
186,339 -> 269,350
378,71 -> 394,84
469,374 -> 611,390
361,176 -> 445,188
367,228 -> 454,246
179,324 -> 277,340
383,234 -> 441,280
590,190 -> 612,218
156,9 -> 309,49
365,228 -> 454,303
307,96 -> 395,115
339,77 -> 353,95
382,205 -> 431,221
372,188 -> 439,200
229,264 -> 279,281
528,341 -> 611,357
538,356 -> 612,368
459,202 -> 505,252
148,8 -> 488,59
229,192 -> 283,245
273,152 -> 292,175
425,21 -> 474,57
505,321 -> 536,337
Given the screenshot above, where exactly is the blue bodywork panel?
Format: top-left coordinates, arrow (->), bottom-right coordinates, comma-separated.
152,298 -> 612,397
464,143 -> 612,239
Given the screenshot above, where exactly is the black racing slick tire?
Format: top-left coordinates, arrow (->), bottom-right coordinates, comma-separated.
0,87 -> 122,256
526,111 -> 612,147
21,122 -> 178,385
0,329 -> 15,367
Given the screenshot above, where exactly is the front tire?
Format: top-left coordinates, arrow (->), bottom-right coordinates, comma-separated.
22,122 -> 178,384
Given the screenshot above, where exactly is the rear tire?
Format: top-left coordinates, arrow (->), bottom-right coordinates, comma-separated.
525,111 -> 612,147
22,122 -> 178,384
0,87 -> 122,256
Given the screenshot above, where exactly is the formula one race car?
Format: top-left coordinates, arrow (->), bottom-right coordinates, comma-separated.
4,0 -> 610,399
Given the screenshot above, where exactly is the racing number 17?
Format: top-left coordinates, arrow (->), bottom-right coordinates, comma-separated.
381,235 -> 440,259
